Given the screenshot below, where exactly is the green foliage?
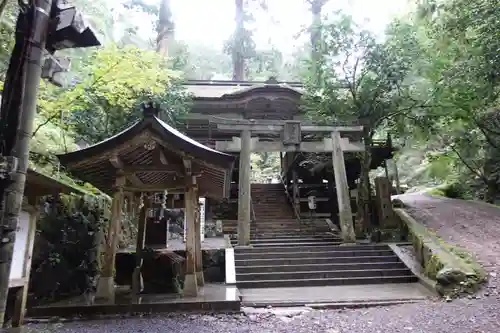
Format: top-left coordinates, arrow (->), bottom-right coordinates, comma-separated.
303,13 -> 419,131
251,152 -> 280,182
427,182 -> 470,199
0,0 -> 16,76
385,0 -> 500,200
37,44 -> 190,144
30,196 -> 104,304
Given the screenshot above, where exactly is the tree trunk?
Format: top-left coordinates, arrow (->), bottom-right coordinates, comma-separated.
156,0 -> 174,58
0,0 -> 9,21
483,146 -> 500,203
309,0 -> 327,83
356,133 -> 372,235
232,0 -> 245,81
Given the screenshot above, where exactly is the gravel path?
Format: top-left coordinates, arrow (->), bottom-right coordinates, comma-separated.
26,193 -> 500,333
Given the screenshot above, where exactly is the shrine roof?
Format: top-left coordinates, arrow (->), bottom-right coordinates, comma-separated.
56,103 -> 235,198
26,169 -> 86,197
183,79 -> 304,99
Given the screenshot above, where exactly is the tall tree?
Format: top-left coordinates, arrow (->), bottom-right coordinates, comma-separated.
307,0 -> 328,82
232,0 -> 246,80
156,0 -> 174,57
303,15 -> 420,232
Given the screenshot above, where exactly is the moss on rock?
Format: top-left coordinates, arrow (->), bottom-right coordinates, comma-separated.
394,208 -> 487,298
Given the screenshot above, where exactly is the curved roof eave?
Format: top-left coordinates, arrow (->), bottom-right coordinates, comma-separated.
57,116 -> 235,170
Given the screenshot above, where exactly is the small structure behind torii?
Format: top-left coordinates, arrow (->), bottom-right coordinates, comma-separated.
209,117 -> 364,244
57,103 -> 235,301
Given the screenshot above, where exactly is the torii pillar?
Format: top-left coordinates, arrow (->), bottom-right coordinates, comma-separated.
237,129 -> 252,246
331,131 -> 356,242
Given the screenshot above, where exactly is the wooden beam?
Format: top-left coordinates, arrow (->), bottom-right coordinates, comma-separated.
109,155 -> 143,186
122,164 -> 184,175
109,154 -> 124,169
183,159 -> 192,176
153,147 -> 169,165
215,137 -> 364,153
210,116 -> 363,133
123,183 -> 185,192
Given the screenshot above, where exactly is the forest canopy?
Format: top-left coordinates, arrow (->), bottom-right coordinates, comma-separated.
0,0 -> 498,201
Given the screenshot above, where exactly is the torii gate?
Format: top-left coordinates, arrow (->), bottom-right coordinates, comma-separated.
209,117 -> 365,244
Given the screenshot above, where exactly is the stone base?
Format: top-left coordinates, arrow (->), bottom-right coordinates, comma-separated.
196,270 -> 205,286
183,274 -> 198,297
95,276 -> 115,302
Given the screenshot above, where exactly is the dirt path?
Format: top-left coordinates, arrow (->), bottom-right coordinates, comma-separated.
400,193 -> 500,270
26,193 -> 500,333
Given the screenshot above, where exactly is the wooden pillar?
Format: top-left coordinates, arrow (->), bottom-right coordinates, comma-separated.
384,160 -> 390,180
292,169 -> 300,217
194,189 -> 204,286
279,152 -> 284,176
237,129 -> 251,246
11,197 -> 38,328
96,176 -> 125,301
132,195 -> 149,295
331,131 -> 356,242
392,159 -> 401,194
183,176 -> 198,296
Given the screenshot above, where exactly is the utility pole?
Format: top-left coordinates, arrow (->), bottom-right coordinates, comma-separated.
0,0 -> 53,324
0,0 -> 99,326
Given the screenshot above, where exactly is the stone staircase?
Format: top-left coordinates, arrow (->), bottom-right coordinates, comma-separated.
227,183 -> 418,290
233,236 -> 417,288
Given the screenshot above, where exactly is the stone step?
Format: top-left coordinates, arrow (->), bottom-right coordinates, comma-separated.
236,275 -> 419,289
230,233 -> 337,240
235,249 -> 395,260
232,237 -> 342,244
255,219 -> 306,226
235,244 -> 389,253
251,234 -> 339,240
234,242 -> 345,249
236,261 -> 407,273
237,268 -> 414,281
235,255 -> 401,266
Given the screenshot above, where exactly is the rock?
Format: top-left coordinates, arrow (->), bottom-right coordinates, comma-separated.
248,315 -> 258,322
436,267 -> 467,285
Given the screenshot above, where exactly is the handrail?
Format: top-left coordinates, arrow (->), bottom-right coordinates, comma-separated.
278,173 -> 303,230
250,194 -> 257,235
250,195 -> 256,222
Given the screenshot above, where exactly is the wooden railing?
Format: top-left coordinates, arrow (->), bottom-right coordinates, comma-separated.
278,173 -> 303,231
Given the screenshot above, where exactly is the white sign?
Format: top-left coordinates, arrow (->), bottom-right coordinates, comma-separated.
10,211 -> 30,281
199,197 -> 205,242
183,197 -> 206,242
308,196 -> 317,210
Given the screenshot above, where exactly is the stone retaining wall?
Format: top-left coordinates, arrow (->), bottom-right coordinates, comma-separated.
394,207 -> 487,297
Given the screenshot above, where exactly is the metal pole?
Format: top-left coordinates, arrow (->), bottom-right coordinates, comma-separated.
0,0 -> 52,324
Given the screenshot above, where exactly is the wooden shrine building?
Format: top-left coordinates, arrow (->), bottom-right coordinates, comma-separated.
57,103 -> 235,300
6,169 -> 85,328
178,79 -> 396,242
